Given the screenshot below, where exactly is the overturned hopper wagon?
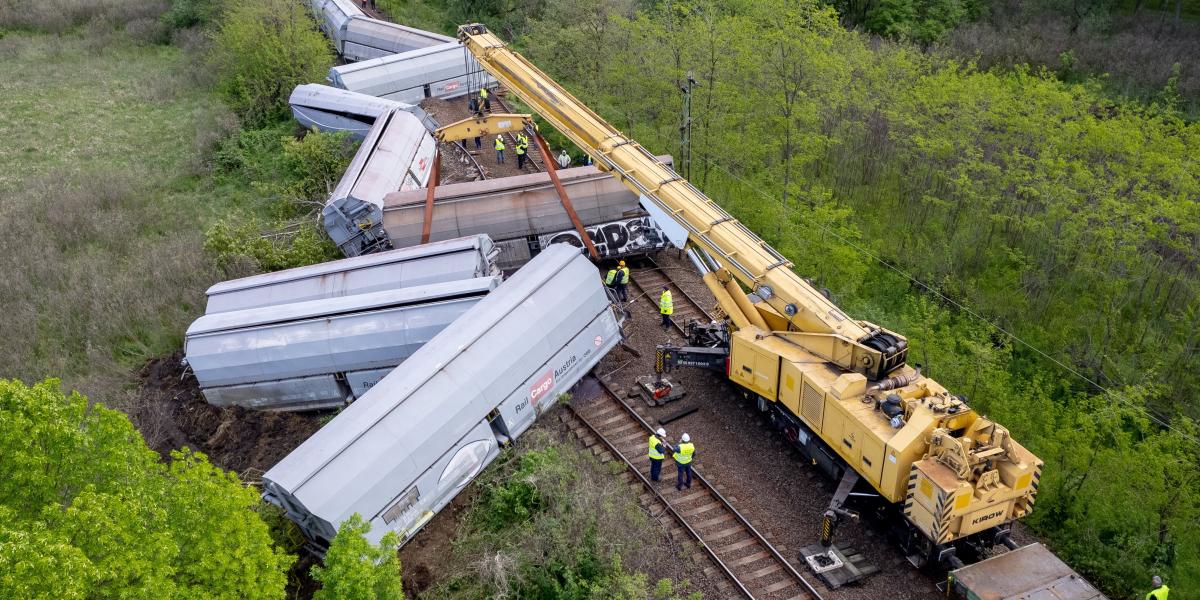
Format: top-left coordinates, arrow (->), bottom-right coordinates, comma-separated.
288,84 -> 439,138
340,19 -> 454,62
262,244 -> 623,550
382,161 -> 674,269
203,234 -> 499,314
185,276 -> 500,411
327,41 -> 496,105
323,107 -> 437,257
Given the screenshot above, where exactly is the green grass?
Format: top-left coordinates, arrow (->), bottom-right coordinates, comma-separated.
0,31 -> 238,412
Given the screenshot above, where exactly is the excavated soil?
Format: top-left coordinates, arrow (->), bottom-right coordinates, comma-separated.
597,250 -> 945,599
135,351 -> 323,477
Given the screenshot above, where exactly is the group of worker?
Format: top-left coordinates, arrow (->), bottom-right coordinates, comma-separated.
604,261 -> 673,328
648,427 -> 696,491
494,132 -> 530,168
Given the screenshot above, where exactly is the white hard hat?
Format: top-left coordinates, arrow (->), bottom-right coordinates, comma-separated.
681,433 -> 690,442
656,428 -> 666,437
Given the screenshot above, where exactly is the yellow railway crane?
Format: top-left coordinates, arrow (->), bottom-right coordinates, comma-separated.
456,23 -> 1042,566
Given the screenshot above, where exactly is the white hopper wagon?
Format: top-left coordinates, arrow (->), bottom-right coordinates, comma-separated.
184,276 -> 500,411
340,19 -> 454,62
327,41 -> 496,105
323,106 -> 437,257
289,84 -> 406,139
262,244 -> 623,550
308,0 -> 362,53
203,234 -> 499,314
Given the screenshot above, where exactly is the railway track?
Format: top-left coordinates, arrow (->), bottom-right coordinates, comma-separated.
629,256 -> 713,335
563,376 -> 823,600
493,94 -> 544,173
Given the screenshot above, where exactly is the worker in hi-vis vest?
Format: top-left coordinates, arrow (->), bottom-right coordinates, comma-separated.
659,285 -> 673,328
673,433 -> 695,491
648,427 -> 667,482
479,87 -> 491,112
494,136 -> 505,164
515,138 -> 527,169
604,260 -> 630,302
1147,576 -> 1169,600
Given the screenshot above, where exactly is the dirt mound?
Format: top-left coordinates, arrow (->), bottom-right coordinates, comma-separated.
136,351 -> 321,476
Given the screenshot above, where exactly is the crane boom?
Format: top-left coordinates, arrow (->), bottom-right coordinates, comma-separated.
457,24 -> 906,379
456,24 -> 1042,562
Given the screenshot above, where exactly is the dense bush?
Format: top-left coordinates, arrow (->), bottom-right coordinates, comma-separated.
311,514 -> 404,600
0,379 -> 293,599
209,0 -> 332,125
428,430 -> 701,599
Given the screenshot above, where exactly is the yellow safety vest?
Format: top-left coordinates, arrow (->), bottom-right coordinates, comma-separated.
480,88 -> 489,99
495,138 -> 505,151
659,290 -> 673,315
674,442 -> 694,465
618,267 -> 630,284
1147,585 -> 1169,600
605,269 -> 618,285
648,435 -> 664,460
515,143 -> 526,155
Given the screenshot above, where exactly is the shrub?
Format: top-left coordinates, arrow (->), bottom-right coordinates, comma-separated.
209,0 -> 332,125
0,379 -> 293,599
311,514 -> 404,600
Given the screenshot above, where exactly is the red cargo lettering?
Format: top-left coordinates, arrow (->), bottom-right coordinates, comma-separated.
530,370 -> 555,406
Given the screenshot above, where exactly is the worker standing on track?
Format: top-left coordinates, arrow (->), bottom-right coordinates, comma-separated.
557,150 -> 571,169
659,285 -> 673,329
605,261 -> 630,302
673,433 -> 695,491
648,428 -> 667,482
479,87 -> 491,113
494,136 -> 505,164
1147,576 -> 1169,600
515,137 -> 527,169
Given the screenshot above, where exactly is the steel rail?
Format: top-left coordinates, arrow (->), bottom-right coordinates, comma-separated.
581,375 -> 824,600
566,393 -> 756,600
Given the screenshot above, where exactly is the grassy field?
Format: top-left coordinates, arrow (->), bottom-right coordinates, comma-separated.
0,30 -> 235,412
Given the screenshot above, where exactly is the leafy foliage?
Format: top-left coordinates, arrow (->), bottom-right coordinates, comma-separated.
209,0 -> 332,124
428,431 -> 700,599
311,514 -> 404,600
516,0 -> 1200,594
204,126 -> 353,273
0,379 -> 292,599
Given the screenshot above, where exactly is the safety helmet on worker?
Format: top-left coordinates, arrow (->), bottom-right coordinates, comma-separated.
681,433 -> 690,442
656,427 -> 665,436
619,260 -> 626,267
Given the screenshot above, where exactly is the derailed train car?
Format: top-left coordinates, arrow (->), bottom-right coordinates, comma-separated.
262,244 -> 623,550
304,0 -> 451,63
382,162 -> 673,269
185,277 -> 500,411
323,107 -> 437,257
288,84 -> 439,138
327,41 -> 496,105
203,234 -> 499,314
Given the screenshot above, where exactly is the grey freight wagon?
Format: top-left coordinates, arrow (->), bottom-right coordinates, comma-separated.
323,106 -> 437,258
203,234 -> 499,314
262,244 -> 624,550
327,41 -> 497,105
304,0 -> 451,63
185,276 -> 500,411
383,162 -> 673,269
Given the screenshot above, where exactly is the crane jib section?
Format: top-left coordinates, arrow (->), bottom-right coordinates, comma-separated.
457,24 -> 909,379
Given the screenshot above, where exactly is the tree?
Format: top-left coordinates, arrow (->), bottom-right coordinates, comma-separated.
209,0 -> 333,124
0,379 -> 292,599
311,514 -> 404,600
